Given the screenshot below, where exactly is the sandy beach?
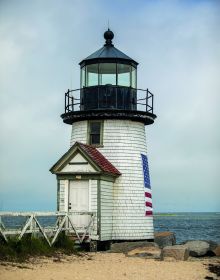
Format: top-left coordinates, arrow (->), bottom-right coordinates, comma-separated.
0,253 -> 218,280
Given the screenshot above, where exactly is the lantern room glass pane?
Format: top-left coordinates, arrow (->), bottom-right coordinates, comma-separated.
86,64 -> 99,86
81,66 -> 86,87
117,64 -> 131,87
99,63 -> 116,85
131,66 -> 137,88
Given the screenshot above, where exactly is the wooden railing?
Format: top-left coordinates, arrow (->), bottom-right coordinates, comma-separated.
0,211 -> 96,246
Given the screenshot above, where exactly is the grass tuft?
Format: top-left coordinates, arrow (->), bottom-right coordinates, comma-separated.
0,233 -> 77,262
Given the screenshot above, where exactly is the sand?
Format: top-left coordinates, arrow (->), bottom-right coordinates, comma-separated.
0,253 -> 218,280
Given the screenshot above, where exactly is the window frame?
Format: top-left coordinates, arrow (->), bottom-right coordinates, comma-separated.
82,63 -> 137,88
87,120 -> 104,147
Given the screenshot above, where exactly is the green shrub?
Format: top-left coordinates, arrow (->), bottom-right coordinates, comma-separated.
54,233 -> 76,253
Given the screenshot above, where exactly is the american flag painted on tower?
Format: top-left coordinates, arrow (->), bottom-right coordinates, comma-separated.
141,154 -> 153,216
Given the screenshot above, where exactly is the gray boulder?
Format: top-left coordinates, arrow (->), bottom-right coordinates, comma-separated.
127,246 -> 161,259
184,240 -> 210,257
203,240 -> 219,256
110,241 -> 158,254
162,245 -> 189,261
154,232 -> 176,248
212,245 -> 220,257
205,240 -> 218,251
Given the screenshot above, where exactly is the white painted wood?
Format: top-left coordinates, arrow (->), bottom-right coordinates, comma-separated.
0,212 -> 96,245
69,180 -> 89,228
60,152 -> 97,173
58,180 -> 68,212
70,120 -> 154,240
70,153 -> 87,163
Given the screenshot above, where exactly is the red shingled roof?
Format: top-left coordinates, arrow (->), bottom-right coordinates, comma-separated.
77,142 -> 121,176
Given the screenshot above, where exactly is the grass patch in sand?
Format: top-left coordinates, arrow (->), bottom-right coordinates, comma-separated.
0,233 -> 77,262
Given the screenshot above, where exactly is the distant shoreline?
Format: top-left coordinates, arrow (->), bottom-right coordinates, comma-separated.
154,212 -> 220,216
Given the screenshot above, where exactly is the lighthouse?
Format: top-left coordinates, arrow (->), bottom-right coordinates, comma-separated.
50,29 -> 156,245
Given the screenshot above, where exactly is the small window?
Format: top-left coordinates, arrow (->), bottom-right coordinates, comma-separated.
88,121 -> 103,146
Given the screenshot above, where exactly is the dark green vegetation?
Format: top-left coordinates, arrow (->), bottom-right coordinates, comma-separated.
0,234 -> 78,262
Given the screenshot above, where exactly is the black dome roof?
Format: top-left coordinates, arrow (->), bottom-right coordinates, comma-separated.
79,29 -> 138,67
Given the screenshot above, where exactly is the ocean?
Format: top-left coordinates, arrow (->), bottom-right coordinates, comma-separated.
154,212 -> 220,244
1,212 -> 220,244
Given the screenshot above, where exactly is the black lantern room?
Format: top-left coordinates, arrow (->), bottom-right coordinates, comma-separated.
79,29 -> 137,111
61,29 -> 156,125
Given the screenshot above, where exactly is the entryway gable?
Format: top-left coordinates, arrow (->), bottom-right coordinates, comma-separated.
50,142 -> 102,174
60,151 -> 98,173
50,141 -> 121,177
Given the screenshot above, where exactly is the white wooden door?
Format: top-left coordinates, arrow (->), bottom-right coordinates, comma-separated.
69,180 -> 89,229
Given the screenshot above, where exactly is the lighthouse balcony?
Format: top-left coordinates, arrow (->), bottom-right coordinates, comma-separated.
61,86 -> 156,125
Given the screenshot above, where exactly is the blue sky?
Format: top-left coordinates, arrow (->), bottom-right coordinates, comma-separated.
0,0 -> 219,212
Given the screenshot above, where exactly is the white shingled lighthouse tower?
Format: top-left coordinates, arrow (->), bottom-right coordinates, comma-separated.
50,29 -> 156,247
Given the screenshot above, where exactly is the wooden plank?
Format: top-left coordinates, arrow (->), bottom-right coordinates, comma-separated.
0,212 -> 96,244
0,212 -> 62,217
0,227 -> 8,242
0,211 -> 95,217
51,216 -> 67,246
0,219 -> 6,230
80,214 -> 95,242
18,215 -> 33,240
33,216 -> 51,246
66,215 -> 81,242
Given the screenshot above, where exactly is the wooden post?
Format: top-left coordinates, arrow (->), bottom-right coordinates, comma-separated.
31,217 -> 37,238
90,240 -> 97,252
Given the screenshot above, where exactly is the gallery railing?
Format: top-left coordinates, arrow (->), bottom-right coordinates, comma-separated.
0,211 -> 96,246
64,86 -> 154,114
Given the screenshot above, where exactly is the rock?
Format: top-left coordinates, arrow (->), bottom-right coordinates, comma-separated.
127,246 -> 162,259
162,245 -> 189,261
154,232 -> 176,248
205,240 -> 218,251
110,241 -> 158,253
203,240 -> 218,256
213,245 -> 220,257
184,240 -> 210,257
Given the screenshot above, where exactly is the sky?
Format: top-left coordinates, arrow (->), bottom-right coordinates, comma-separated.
0,0 -> 219,212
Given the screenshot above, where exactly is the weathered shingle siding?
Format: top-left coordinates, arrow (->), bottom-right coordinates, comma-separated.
90,179 -> 98,238
70,121 -> 87,146
70,120 -> 154,240
100,180 -> 113,241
